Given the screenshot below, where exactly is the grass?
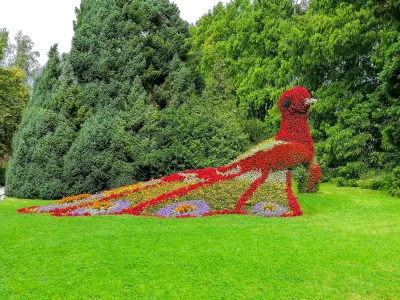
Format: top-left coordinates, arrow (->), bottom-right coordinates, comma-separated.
1,183 -> 399,299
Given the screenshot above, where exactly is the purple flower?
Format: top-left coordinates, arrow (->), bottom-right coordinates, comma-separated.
155,200 -> 211,217
252,202 -> 287,217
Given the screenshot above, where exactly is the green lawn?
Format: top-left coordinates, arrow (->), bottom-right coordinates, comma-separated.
1,183 -> 399,299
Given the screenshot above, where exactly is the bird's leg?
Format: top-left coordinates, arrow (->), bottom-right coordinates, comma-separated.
306,161 -> 322,193
234,170 -> 270,212
284,171 -> 303,217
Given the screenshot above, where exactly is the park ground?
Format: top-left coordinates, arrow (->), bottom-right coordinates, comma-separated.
0,183 -> 399,299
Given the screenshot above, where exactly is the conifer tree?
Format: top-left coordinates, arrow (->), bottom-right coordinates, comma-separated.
6,46 -> 76,199
7,0 -> 247,198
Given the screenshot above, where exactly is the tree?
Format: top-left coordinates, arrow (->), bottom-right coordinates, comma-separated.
7,0 -> 248,199
0,28 -> 8,61
0,30 -> 40,87
6,46 -> 77,199
0,67 -> 29,159
10,31 -> 41,85
370,0 -> 400,155
0,28 -> 35,166
190,0 -> 400,183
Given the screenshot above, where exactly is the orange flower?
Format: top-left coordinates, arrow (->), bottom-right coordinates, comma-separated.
174,204 -> 196,214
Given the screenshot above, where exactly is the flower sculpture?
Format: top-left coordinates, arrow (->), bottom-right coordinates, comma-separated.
18,86 -> 321,218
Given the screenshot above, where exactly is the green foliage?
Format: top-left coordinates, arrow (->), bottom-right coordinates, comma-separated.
0,28 -> 8,62
371,1 -> 400,155
357,178 -> 386,191
334,177 -> 358,188
30,45 -> 62,108
63,108 -> 135,195
241,118 -> 275,144
0,67 -> 29,158
131,97 -> 248,181
0,28 -> 37,167
70,0 -> 193,108
292,165 -> 308,193
6,46 -> 77,199
7,0 -> 248,199
6,108 -> 76,199
9,31 -> 41,84
0,29 -> 40,86
191,0 -> 294,119
332,168 -> 399,196
191,0 -> 400,185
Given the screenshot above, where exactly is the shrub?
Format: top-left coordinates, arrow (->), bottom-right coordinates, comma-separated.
357,178 -> 385,190
293,165 -> 308,193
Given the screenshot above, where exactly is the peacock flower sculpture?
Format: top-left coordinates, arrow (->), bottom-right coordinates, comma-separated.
18,86 -> 322,218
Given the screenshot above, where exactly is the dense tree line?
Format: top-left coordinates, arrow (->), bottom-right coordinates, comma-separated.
5,0 -> 399,198
191,0 -> 399,195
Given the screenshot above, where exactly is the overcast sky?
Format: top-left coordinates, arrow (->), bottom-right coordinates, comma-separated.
0,0 -> 229,66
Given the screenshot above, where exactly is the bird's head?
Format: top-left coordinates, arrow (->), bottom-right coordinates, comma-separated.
278,86 -> 316,116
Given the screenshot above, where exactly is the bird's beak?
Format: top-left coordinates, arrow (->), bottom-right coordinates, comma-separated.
305,98 -> 317,106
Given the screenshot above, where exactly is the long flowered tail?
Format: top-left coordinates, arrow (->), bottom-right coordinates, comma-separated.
18,162 -> 302,218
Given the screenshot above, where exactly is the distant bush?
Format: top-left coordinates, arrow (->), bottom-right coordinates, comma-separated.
334,177 -> 361,188
332,168 -> 400,197
357,178 -> 386,190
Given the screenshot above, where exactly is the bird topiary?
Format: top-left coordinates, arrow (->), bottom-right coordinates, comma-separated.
18,86 -> 321,218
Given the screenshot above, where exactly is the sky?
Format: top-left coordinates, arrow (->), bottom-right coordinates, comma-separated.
0,0 -> 229,66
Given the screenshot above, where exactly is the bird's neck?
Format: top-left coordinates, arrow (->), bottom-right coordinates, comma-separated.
276,114 -> 314,155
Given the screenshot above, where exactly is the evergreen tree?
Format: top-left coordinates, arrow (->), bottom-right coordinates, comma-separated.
62,0 -> 201,194
7,0 -> 248,199
6,46 -> 76,199
70,0 -> 193,109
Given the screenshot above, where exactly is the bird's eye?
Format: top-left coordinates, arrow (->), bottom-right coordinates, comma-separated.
282,97 -> 292,109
